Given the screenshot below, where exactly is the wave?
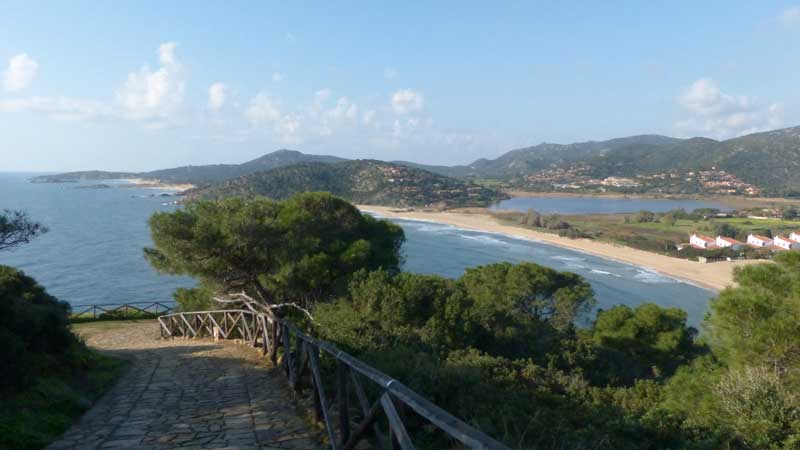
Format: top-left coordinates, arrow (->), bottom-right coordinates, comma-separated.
551,255 -> 586,262
590,269 -> 622,277
456,233 -> 509,246
633,269 -> 677,284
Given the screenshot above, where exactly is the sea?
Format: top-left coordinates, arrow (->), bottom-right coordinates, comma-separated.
0,173 -> 715,326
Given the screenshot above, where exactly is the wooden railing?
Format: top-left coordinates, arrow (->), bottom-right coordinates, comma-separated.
159,309 -> 511,450
71,301 -> 176,319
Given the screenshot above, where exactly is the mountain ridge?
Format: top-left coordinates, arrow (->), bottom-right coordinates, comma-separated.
190,159 -> 507,208
31,125 -> 800,196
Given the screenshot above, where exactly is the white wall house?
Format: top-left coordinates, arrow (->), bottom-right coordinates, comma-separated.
791,232 -> 800,242
690,234 -> 716,249
716,236 -> 743,249
747,234 -> 773,248
774,235 -> 800,251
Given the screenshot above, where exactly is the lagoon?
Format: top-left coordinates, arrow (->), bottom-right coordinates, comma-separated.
492,196 -> 728,214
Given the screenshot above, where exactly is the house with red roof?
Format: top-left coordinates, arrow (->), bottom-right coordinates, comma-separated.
774,235 -> 800,251
690,233 -> 716,249
715,236 -> 743,250
747,234 -> 773,248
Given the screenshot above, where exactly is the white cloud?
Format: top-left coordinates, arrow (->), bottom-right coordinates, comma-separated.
362,109 -> 376,125
384,67 -> 398,79
392,117 -> 421,139
2,53 -> 38,92
391,89 -> 424,115
272,72 -> 284,82
207,82 -> 227,111
676,78 -> 783,139
327,97 -> 359,121
780,6 -> 800,25
0,96 -> 110,120
116,42 -> 185,121
244,92 -> 281,125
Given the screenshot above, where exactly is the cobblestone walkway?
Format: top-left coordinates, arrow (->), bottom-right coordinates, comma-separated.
47,321 -> 322,450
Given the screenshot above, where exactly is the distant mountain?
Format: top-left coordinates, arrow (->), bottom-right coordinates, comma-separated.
30,126 -> 800,197
402,128 -> 799,196
30,149 -> 346,186
190,160 -> 507,208
404,135 -> 683,180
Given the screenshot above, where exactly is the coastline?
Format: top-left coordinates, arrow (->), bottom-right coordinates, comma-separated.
357,205 -> 764,292
125,178 -> 195,191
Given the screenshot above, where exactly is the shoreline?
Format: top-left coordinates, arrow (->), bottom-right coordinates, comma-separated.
358,205 -> 764,292
503,190 -> 800,209
125,178 -> 195,191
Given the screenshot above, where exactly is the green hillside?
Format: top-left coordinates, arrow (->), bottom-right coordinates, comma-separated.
191,160 -> 507,208
30,149 -> 345,187
421,126 -> 800,196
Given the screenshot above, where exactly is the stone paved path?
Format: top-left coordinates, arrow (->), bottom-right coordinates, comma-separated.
47,321 -> 322,450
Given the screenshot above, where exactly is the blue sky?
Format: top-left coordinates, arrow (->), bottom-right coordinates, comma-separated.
2,1 -> 800,172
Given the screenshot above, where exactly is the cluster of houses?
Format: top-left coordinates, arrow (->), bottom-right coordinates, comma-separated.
689,232 -> 800,251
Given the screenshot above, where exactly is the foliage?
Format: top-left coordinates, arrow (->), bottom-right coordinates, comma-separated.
0,266 -> 124,450
0,346 -> 123,450
591,303 -> 701,382
0,265 -> 74,389
705,252 -> 800,373
633,210 -> 657,223
30,149 -> 346,186
313,263 -> 716,449
192,160 -> 507,208
0,210 -> 48,251
145,192 -> 405,308
654,253 -> 800,448
173,286 -> 215,312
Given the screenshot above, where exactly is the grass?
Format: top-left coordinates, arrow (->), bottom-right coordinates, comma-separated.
493,210 -> 800,258
0,342 -> 126,450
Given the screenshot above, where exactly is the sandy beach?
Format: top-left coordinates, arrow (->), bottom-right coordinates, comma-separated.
126,178 -> 195,191
358,205 -> 764,292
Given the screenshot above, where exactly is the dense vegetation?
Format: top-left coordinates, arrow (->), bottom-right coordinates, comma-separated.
412,126 -> 800,196
0,211 -> 122,450
31,149 -> 345,186
146,192 -> 405,310
190,160 -> 507,208
34,125 -> 800,196
149,194 -> 800,449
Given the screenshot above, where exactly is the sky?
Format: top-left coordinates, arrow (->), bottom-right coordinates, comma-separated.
2,1 -> 800,172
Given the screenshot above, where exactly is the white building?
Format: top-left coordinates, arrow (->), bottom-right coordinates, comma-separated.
747,234 -> 773,248
716,236 -> 743,250
791,231 -> 800,242
774,235 -> 800,251
690,234 -> 716,249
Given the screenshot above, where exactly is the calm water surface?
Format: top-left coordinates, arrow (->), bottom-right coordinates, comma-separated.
493,196 -> 728,214
0,173 -> 714,325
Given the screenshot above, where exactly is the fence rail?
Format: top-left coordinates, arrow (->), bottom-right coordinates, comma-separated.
71,301 -> 176,319
158,309 -> 511,450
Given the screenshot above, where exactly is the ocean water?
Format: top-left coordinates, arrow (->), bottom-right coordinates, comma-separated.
492,196 -> 728,214
0,173 -> 714,325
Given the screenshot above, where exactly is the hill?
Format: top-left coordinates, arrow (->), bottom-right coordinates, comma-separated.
29,126 -> 800,197
406,135 -> 683,180
190,160 -> 507,208
30,150 -> 346,186
420,127 -> 800,196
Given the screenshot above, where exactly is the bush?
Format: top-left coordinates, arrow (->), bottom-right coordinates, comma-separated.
0,265 -> 76,390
